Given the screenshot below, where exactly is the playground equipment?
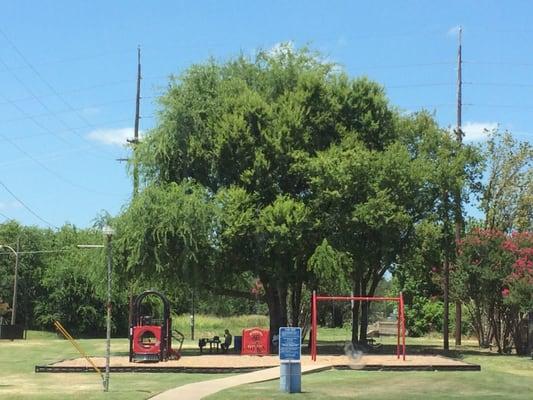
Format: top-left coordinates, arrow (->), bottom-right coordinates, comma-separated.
310,291 -> 406,361
53,320 -> 104,386
241,327 -> 270,355
129,290 -> 184,362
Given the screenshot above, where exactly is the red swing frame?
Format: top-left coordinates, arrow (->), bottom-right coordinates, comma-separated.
310,291 -> 406,361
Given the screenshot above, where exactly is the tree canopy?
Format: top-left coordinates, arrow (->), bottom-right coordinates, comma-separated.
115,45 -> 482,340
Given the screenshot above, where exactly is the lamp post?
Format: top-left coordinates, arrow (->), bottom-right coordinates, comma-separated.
0,243 -> 19,325
102,225 -> 115,392
77,224 -> 114,392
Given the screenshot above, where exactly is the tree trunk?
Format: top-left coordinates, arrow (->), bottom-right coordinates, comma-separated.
278,283 -> 288,327
351,272 -> 361,344
443,254 -> 450,350
264,283 -> 282,345
359,301 -> 369,342
359,273 -> 381,343
290,281 -> 302,327
455,300 -> 462,345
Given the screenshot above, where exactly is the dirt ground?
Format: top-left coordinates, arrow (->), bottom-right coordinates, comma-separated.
51,353 -> 472,369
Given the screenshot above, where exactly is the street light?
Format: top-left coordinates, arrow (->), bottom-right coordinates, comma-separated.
0,243 -> 19,326
102,225 -> 115,392
76,224 -> 115,392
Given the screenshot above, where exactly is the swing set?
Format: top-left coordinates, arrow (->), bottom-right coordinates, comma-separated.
310,291 -> 406,361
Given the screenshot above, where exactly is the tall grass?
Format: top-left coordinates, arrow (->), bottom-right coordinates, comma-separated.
171,314 -> 269,338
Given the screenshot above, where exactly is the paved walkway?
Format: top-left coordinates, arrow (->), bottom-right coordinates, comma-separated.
150,363 -> 330,400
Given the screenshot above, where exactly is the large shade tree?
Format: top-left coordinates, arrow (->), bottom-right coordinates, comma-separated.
117,45 -> 481,342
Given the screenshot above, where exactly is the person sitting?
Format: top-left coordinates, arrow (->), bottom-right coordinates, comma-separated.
198,338 -> 207,353
221,329 -> 232,353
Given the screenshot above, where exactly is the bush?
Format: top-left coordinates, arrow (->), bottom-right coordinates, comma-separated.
405,296 -> 443,337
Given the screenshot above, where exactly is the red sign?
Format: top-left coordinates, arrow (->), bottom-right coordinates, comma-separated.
241,327 -> 270,355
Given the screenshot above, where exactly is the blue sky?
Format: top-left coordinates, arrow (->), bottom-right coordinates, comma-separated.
0,0 -> 531,228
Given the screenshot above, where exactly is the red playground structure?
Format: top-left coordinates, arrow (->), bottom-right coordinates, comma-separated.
310,291 -> 406,361
129,290 -> 184,363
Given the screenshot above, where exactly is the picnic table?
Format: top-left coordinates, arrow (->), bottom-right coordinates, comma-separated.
198,337 -> 221,353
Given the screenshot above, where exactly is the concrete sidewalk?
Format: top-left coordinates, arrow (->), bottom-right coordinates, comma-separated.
150,363 -> 330,400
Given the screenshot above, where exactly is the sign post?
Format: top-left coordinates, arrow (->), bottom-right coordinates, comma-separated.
279,327 -> 302,393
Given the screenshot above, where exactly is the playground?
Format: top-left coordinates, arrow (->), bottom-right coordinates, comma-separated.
35,291 -> 478,377
39,353 -> 478,372
0,327 -> 531,400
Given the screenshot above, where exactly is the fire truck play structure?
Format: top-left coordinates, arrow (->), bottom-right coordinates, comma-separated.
310,291 -> 407,361
129,290 -> 184,362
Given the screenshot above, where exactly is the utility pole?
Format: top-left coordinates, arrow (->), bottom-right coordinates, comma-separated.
119,46 -> 142,197
130,45 -> 142,197
454,26 -> 463,347
455,27 -> 462,143
120,47 -> 142,340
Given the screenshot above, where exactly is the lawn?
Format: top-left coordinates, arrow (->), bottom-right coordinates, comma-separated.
208,330 -> 533,400
1,318 -> 531,400
207,356 -> 532,400
0,330 -> 226,400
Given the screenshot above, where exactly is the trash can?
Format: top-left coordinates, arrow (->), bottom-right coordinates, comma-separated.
234,335 -> 242,353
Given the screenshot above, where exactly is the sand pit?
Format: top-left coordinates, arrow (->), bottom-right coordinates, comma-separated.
37,353 -> 480,372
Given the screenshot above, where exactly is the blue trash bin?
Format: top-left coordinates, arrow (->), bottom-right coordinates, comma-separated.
234,335 -> 242,353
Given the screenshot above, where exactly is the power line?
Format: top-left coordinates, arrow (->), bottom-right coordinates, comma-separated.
468,103 -> 533,110
352,61 -> 455,70
469,81 -> 533,88
0,98 -> 137,125
464,60 -> 533,67
0,47 -> 134,73
0,28 -> 119,131
0,118 -> 134,142
0,76 -> 165,107
0,133 -> 121,196
0,179 -> 56,228
0,211 -> 11,221
0,55 -> 119,159
387,82 -> 455,89
0,145 -> 95,169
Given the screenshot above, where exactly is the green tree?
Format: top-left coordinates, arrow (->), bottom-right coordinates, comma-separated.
122,46 -> 482,343
481,130 -> 532,232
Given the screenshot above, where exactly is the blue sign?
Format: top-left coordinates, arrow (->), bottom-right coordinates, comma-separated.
279,327 -> 301,362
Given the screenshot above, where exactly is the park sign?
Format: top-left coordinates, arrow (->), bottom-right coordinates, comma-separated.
279,327 -> 301,362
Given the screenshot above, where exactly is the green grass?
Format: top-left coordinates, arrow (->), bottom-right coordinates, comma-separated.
207,355 -> 532,400
207,332 -> 533,400
0,314 -> 267,399
0,330 -> 226,400
172,313 -> 269,339
2,318 -> 532,400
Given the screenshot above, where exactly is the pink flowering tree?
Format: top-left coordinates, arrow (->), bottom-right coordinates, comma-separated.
455,228 -> 532,354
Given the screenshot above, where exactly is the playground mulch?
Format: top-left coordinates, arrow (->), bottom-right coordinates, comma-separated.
41,354 -> 480,372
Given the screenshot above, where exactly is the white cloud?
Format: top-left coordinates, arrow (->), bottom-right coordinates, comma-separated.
86,127 -> 142,147
267,41 -> 294,57
447,25 -> 461,37
0,201 -> 21,210
461,122 -> 498,142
